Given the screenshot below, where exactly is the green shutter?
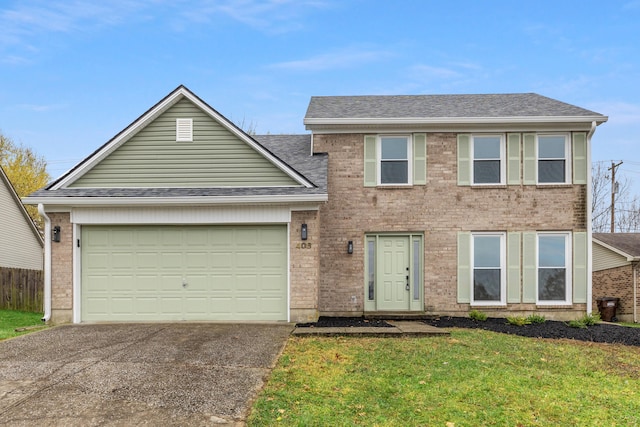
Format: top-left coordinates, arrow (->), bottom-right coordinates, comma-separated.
457,232 -> 471,303
364,135 -> 377,187
523,133 -> 537,185
572,132 -> 588,185
573,232 -> 588,303
507,232 -> 521,303
413,133 -> 427,185
507,133 -> 521,185
457,134 -> 471,186
522,232 -> 537,303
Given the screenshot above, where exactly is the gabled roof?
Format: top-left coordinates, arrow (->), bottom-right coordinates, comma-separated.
304,93 -> 608,129
0,165 -> 43,246
24,134 -> 327,205
593,233 -> 640,260
49,85 -> 315,190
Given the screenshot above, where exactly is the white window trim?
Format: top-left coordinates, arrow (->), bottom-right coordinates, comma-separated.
176,118 -> 193,142
376,135 -> 413,186
470,232 -> 506,306
471,134 -> 506,186
536,232 -> 572,305
536,133 -> 570,185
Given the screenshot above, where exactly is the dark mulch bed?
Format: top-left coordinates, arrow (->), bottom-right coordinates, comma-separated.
296,316 -> 640,347
427,317 -> 640,347
296,317 -> 395,328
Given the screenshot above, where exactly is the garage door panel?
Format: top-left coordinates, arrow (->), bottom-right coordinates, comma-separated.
82,225 -> 287,322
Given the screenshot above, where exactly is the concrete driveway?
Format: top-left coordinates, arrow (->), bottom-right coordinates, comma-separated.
0,323 -> 293,426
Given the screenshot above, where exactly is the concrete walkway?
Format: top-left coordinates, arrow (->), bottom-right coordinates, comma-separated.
291,321 -> 450,337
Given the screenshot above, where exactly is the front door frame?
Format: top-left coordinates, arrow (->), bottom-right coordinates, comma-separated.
364,233 -> 424,312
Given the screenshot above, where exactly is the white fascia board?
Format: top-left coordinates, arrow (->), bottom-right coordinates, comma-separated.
303,115 -> 609,127
23,194 -> 328,207
592,238 -> 640,262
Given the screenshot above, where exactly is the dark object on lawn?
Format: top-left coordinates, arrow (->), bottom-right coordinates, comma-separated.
597,297 -> 620,322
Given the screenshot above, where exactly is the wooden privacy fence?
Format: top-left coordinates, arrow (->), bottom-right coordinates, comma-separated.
0,267 -> 43,312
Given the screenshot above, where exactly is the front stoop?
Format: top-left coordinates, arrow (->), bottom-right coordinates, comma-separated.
291,321 -> 449,337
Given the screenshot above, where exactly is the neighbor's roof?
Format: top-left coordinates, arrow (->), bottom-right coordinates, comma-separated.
593,233 -> 640,259
304,93 -> 607,127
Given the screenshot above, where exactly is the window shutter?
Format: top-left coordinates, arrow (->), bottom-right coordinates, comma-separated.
176,118 -> 193,142
457,134 -> 471,186
522,232 -> 537,303
572,133 -> 588,184
413,133 -> 427,185
507,232 -> 521,303
523,133 -> 536,185
457,232 -> 471,303
507,133 -> 521,185
573,232 -> 588,303
364,135 -> 377,187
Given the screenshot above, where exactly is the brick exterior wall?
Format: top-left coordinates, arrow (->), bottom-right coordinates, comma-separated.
593,263 -> 639,322
49,212 -> 73,323
289,210 -> 320,322
313,132 -> 587,320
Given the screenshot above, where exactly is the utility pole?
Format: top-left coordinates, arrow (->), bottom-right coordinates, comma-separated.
609,161 -> 623,233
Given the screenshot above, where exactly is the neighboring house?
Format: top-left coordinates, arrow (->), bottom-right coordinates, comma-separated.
0,165 -> 43,271
592,233 -> 640,322
24,86 -> 607,324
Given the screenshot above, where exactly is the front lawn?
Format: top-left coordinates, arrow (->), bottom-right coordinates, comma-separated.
0,310 -> 46,341
248,330 -> 640,426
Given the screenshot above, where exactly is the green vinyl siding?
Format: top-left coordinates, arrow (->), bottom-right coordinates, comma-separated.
70,98 -> 298,188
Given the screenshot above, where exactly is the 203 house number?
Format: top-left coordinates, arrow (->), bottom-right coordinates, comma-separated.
296,242 -> 312,249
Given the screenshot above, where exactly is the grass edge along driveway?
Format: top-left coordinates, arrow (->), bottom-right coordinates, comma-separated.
248,330 -> 640,426
0,310 -> 45,341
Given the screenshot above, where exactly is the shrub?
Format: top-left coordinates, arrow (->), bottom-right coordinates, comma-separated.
507,316 -> 531,326
526,314 -> 546,324
468,310 -> 487,321
567,313 -> 601,329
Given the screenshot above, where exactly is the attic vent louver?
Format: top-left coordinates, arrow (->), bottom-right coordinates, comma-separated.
176,118 -> 193,142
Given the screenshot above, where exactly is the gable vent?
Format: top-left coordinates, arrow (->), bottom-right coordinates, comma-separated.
176,118 -> 193,142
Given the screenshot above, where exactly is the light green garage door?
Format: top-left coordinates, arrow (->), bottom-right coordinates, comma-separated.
81,225 -> 288,322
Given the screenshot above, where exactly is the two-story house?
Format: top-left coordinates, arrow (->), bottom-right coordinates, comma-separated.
25,87 -> 607,323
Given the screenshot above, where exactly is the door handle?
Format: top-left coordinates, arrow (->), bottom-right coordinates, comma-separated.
182,278 -> 188,288
405,275 -> 410,291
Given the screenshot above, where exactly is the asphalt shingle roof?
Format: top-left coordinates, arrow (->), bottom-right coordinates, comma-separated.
593,233 -> 640,258
304,93 -> 606,119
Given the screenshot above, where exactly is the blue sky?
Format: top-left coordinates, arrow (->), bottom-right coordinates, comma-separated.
1,0 -> 639,189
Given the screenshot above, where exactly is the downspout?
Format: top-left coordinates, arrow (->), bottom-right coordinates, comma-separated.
586,121 -> 596,315
38,204 -> 52,322
634,262 -> 638,323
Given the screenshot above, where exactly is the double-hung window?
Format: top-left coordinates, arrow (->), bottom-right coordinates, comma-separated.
537,233 -> 571,304
538,135 -> 569,184
472,135 -> 504,184
471,233 -> 506,305
379,136 -> 411,185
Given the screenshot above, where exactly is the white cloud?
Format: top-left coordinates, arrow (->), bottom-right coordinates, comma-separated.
590,101 -> 640,125
269,48 -> 393,72
17,103 -> 67,112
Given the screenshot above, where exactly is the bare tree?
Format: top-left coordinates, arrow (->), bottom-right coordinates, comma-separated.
592,162 -> 640,232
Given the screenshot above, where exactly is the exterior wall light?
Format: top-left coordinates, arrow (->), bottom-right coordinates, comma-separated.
52,226 -> 61,243
347,240 -> 353,254
301,223 -> 308,240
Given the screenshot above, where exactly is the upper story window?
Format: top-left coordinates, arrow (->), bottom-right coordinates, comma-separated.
378,136 -> 412,185
537,233 -> 571,304
471,233 -> 506,305
537,134 -> 569,184
472,135 -> 504,185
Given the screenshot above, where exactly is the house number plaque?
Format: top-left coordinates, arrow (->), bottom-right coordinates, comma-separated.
296,243 -> 312,249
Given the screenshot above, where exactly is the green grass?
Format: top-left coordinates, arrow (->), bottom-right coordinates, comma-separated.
248,330 -> 640,426
620,322 -> 640,328
0,310 -> 46,341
